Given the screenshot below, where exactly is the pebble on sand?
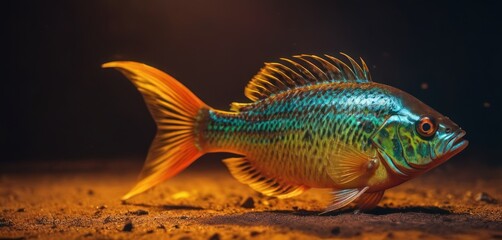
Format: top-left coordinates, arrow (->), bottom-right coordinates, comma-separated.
0,218 -> 13,227
240,197 -> 255,209
209,233 -> 221,240
475,192 -> 497,204
128,209 -> 149,216
122,221 -> 133,232
331,226 -> 341,235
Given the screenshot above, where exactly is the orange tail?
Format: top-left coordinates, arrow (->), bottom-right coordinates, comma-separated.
102,61 -> 207,200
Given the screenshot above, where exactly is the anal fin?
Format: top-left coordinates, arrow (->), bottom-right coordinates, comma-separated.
356,191 -> 384,210
322,186 -> 369,214
223,157 -> 309,199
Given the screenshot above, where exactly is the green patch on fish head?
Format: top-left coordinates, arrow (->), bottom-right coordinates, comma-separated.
371,90 -> 469,177
371,115 -> 417,176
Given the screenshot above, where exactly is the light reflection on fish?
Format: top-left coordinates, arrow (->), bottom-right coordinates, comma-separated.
103,53 -> 468,212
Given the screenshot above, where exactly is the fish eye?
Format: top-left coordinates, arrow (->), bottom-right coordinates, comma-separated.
416,116 -> 437,138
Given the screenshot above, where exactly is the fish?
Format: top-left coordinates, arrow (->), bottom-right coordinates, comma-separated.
102,53 -> 468,212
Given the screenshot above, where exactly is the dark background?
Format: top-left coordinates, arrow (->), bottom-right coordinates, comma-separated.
3,1 -> 500,163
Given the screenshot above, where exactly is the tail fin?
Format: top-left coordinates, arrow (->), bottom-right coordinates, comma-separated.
102,61 -> 207,200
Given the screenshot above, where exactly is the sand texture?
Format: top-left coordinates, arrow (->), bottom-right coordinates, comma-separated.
1,158 -> 501,239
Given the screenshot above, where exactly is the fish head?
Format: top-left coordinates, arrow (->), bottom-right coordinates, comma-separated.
371,90 -> 468,177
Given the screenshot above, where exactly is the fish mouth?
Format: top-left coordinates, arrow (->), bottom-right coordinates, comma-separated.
439,130 -> 468,161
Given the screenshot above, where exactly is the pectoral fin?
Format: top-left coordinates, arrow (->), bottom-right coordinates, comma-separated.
327,147 -> 378,185
322,186 -> 369,214
223,157 -> 310,199
356,191 -> 385,210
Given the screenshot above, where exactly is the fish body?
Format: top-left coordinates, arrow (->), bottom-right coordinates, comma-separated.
202,83 -> 395,190
103,53 -> 468,212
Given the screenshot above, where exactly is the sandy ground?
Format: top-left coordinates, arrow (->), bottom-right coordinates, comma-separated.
0,156 -> 501,240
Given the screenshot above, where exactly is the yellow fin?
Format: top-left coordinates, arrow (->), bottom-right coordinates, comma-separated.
245,53 -> 372,102
327,147 -> 378,185
223,157 -> 309,199
103,61 -> 207,200
230,102 -> 252,112
356,191 -> 385,210
322,187 -> 369,214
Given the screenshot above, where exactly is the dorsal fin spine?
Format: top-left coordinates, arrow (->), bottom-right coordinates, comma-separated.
294,55 -> 330,82
340,52 -> 365,81
254,75 -> 276,89
262,72 -> 288,89
265,64 -> 296,85
360,57 -> 372,81
300,54 -> 342,81
324,54 -> 356,80
255,74 -> 282,97
243,53 -> 372,102
248,81 -> 269,100
270,62 -> 308,85
280,57 -> 317,84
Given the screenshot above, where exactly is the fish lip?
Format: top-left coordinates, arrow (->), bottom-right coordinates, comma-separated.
439,130 -> 468,160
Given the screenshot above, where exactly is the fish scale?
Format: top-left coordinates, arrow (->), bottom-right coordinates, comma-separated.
200,83 -> 395,187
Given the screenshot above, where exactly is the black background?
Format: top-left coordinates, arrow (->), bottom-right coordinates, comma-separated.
4,1 -> 500,163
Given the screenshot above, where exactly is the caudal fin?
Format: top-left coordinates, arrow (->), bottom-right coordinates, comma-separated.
103,61 -> 208,200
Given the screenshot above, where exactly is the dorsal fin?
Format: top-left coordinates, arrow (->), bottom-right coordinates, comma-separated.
244,53 -> 372,101
230,102 -> 253,112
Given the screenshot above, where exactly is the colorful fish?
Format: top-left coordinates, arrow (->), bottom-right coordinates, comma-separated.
103,53 -> 468,212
